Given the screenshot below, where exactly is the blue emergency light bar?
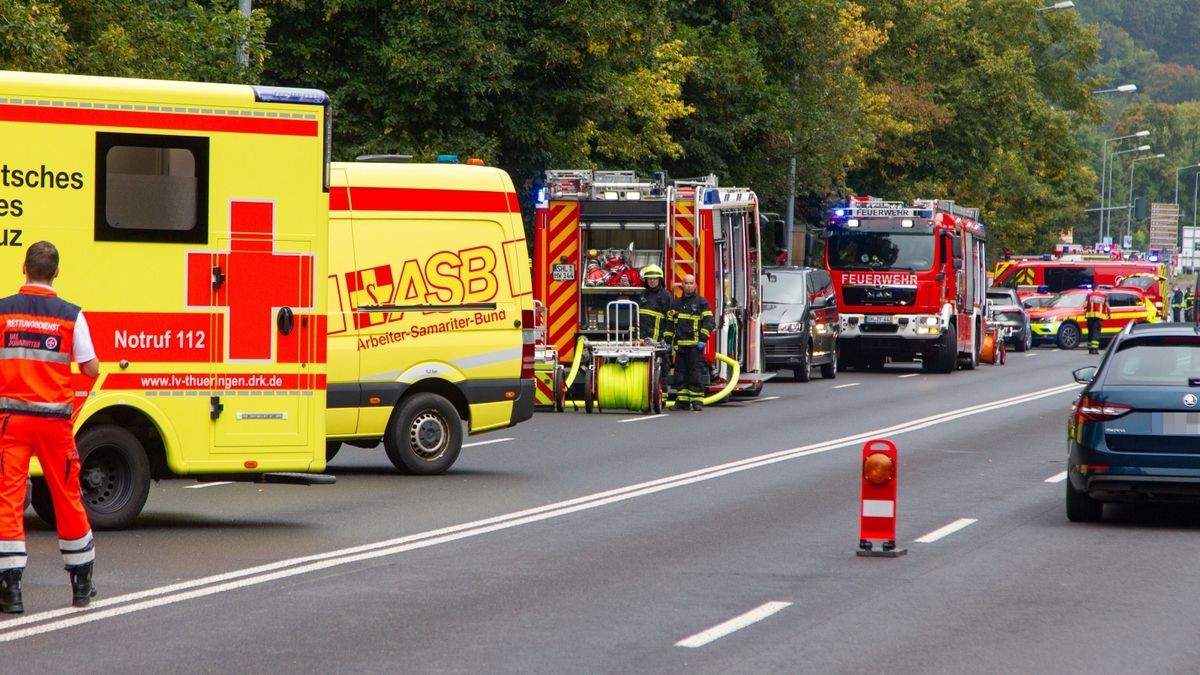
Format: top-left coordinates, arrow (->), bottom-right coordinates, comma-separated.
252,86 -> 330,105
436,154 -> 460,163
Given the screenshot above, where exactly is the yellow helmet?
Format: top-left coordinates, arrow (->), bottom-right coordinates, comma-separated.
642,264 -> 664,279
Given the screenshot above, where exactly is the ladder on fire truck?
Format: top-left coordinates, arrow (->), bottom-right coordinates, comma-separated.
912,198 -> 980,222
667,175 -> 719,282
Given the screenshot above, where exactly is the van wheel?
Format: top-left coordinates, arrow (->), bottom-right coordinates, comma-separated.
820,343 -> 837,379
384,394 -> 463,475
325,441 -> 342,463
33,425 -> 151,531
795,345 -> 812,382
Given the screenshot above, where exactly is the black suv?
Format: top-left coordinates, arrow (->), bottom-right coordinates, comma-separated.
761,267 -> 840,382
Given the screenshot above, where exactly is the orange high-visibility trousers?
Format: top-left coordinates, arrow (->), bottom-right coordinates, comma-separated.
0,414 -> 94,571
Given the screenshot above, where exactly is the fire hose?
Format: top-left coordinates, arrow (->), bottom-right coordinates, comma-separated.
562,339 -> 741,411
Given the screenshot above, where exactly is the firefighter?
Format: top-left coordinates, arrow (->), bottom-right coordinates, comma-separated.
0,242 -> 99,613
1084,288 -> 1109,354
636,264 -> 673,342
1171,285 -> 1184,322
666,274 -> 714,412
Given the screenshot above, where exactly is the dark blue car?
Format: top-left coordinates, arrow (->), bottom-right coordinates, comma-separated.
1067,322 -> 1200,522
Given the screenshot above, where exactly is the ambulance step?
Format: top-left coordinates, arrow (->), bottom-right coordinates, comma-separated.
257,472 -> 337,486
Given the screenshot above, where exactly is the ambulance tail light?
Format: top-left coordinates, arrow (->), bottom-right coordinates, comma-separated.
521,309 -> 536,379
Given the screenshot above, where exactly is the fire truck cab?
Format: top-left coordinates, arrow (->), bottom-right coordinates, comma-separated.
533,170 -> 766,407
826,197 -> 988,373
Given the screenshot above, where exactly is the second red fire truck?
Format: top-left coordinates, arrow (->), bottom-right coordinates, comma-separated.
825,196 -> 988,373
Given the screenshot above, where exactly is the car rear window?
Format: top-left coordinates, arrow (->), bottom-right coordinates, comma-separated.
1106,341 -> 1200,384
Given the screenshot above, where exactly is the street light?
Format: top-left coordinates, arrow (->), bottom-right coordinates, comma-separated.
1092,84 -> 1138,95
1106,144 -> 1151,242
1037,1 -> 1075,11
1174,163 -> 1200,206
1101,131 -> 1151,241
1126,153 -> 1165,244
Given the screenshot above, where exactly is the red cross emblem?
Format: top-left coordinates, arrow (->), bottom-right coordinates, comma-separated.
186,200 -> 315,360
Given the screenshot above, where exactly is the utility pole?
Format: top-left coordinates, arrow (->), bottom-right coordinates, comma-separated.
237,0 -> 252,68
785,156 -> 795,266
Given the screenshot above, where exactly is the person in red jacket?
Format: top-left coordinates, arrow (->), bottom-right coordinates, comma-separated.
0,241 -> 100,613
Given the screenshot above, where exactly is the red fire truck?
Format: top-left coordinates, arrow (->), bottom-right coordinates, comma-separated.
533,170 -> 767,408
825,196 -> 988,373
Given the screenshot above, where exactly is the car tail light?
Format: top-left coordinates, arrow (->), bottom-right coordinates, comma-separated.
520,309 -> 535,380
1074,396 -> 1132,423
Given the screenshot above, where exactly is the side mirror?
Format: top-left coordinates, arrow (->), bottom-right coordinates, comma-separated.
810,295 -> 827,308
952,258 -> 963,270
1072,366 -> 1097,384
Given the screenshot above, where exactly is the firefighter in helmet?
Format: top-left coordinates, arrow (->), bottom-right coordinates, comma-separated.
1084,287 -> 1109,354
665,274 -> 714,412
636,264 -> 672,342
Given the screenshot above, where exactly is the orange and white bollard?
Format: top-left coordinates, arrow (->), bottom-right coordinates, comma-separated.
857,438 -> 906,557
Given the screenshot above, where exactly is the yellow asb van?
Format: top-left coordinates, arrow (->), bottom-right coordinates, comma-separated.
0,70 -> 333,529
326,159 -> 536,473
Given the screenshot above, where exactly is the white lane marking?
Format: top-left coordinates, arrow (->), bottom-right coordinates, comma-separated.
618,415 -> 667,423
462,438 -> 513,448
0,382 -> 1081,642
1025,353 -> 1039,357
915,518 -> 978,543
1045,471 -> 1068,483
676,601 -> 792,648
898,374 -> 919,379
832,383 -> 860,389
750,396 -> 781,403
183,482 -> 233,489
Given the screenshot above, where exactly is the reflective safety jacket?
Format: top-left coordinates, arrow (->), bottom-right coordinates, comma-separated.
636,285 -> 674,341
1084,292 -> 1108,320
0,285 -> 80,418
666,292 -> 714,347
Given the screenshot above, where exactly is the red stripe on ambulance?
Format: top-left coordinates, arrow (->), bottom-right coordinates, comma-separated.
330,186 -> 517,213
0,103 -> 318,136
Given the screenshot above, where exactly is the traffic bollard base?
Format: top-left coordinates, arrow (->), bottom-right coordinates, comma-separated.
856,547 -> 907,558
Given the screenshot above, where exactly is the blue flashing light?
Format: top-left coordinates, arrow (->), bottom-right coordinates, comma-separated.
534,187 -> 548,206
436,154 -> 460,163
252,86 -> 329,105
703,188 -> 720,205
1041,254 -> 1052,260
834,208 -> 846,217
1149,254 -> 1160,263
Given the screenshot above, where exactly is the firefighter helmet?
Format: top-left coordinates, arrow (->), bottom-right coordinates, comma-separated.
642,264 -> 664,279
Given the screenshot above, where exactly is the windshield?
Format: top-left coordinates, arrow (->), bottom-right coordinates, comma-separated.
826,231 -> 934,271
1048,292 -> 1086,309
761,273 -> 806,304
1119,275 -> 1156,292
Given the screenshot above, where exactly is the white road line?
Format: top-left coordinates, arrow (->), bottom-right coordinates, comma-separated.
832,383 -> 860,389
618,415 -> 667,423
0,381 -> 1081,642
462,438 -> 513,448
898,374 -> 919,379
750,396 -> 781,403
676,601 -> 792,648
183,482 -> 233,489
915,518 -> 978,543
1025,353 -> 1039,357
1045,471 -> 1068,483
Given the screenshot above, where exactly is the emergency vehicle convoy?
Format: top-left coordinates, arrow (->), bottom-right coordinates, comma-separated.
0,70 -> 333,528
825,196 -> 988,373
533,170 -> 766,410
992,257 -> 1167,319
325,159 -> 535,474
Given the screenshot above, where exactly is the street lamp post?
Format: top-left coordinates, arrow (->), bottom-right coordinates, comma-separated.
1174,163 -> 1200,206
1105,142 -> 1151,242
1091,84 -> 1138,95
1127,153 -> 1165,244
1100,131 -> 1150,243
1038,1 -> 1075,11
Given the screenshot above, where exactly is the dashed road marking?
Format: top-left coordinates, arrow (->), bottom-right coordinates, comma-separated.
183,482 -> 233,489
833,383 -> 860,389
676,601 -> 792,648
463,438 -> 513,448
915,518 -> 977,543
1045,471 -> 1067,483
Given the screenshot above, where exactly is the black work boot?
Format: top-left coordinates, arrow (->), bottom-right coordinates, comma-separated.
67,562 -> 96,608
692,400 -> 703,412
0,569 -> 24,614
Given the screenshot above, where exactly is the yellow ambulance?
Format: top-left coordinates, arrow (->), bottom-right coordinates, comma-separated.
0,70 -> 332,529
326,158 -> 536,473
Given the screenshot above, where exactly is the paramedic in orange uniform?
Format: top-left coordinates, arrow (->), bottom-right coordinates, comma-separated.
0,241 -> 99,613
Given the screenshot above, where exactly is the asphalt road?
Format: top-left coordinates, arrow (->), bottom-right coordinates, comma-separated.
6,345 -> 1200,674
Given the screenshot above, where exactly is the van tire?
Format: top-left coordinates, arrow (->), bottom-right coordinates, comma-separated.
384,394 -> 463,475
33,425 -> 151,531
325,441 -> 342,463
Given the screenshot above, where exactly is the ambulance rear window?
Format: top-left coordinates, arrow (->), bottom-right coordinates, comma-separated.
95,132 -> 209,244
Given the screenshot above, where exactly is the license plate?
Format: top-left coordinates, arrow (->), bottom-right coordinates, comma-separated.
864,315 -> 894,324
552,264 -> 575,281
1159,412 -> 1200,435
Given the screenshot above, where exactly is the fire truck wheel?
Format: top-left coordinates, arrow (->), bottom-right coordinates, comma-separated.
820,343 -> 837,379
553,365 -> 566,413
384,394 -> 463,475
794,345 -> 812,382
31,425 -> 151,531
584,367 -> 596,414
1057,323 -> 1081,350
926,325 -> 957,374
326,441 -> 342,463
